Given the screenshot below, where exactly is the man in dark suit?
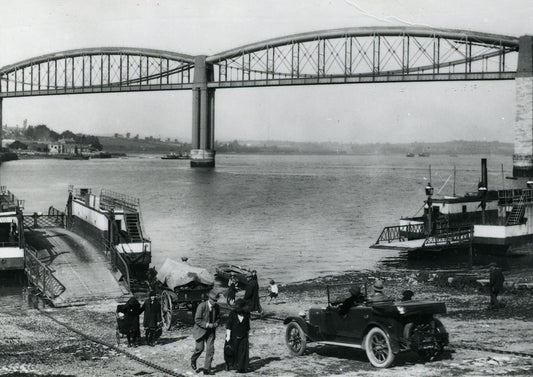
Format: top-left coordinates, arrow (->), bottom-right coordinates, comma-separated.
141,291 -> 162,346
489,263 -> 505,309
191,290 -> 220,375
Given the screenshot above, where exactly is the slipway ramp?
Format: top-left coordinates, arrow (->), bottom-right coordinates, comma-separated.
25,227 -> 128,306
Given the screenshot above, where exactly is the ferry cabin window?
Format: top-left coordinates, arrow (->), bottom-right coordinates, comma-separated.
462,205 -> 467,214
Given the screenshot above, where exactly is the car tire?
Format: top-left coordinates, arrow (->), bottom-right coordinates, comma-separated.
160,290 -> 173,330
365,326 -> 395,368
404,319 -> 446,362
285,322 -> 307,356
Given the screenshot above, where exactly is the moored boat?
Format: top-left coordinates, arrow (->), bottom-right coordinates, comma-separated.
0,187 -> 25,271
215,263 -> 253,285
66,186 -> 151,279
372,159 -> 533,255
161,152 -> 190,160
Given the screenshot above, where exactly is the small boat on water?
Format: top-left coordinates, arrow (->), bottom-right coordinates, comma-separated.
66,187 -> 151,279
161,152 -> 190,160
215,263 -> 253,285
418,152 -> 430,157
372,159 -> 533,255
406,152 -> 415,157
0,187 -> 25,271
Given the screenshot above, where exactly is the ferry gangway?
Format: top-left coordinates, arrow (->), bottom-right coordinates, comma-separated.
24,246 -> 66,300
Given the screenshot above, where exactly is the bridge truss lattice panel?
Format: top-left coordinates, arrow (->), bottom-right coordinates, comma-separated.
0,48 -> 195,98
208,30 -> 519,88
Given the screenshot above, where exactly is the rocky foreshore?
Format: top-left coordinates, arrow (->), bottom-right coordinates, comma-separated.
1,268 -> 533,377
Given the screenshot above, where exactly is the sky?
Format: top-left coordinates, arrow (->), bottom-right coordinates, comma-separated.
0,0 -> 531,143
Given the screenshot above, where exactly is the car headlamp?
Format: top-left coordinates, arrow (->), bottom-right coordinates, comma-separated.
298,311 -> 307,319
397,306 -> 406,314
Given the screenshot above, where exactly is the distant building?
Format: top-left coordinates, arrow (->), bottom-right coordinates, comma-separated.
48,138 -> 91,155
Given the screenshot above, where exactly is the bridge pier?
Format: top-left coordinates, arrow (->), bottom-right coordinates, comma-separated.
191,56 -> 216,168
513,36 -> 533,177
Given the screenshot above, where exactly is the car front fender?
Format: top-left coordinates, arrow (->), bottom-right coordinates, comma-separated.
362,322 -> 401,354
283,316 -> 308,333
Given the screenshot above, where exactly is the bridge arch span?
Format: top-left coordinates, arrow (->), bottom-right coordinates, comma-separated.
0,47 -> 196,97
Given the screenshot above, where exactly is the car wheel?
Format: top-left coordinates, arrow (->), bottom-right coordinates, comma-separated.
285,322 -> 307,356
405,319 -> 446,362
365,326 -> 395,368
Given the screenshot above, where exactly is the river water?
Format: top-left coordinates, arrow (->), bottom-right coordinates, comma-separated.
0,153 -> 531,294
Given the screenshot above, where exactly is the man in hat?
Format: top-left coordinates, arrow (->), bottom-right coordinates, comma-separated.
141,291 -> 162,346
369,279 -> 392,303
489,262 -> 505,309
244,273 -> 262,317
191,290 -> 221,375
339,285 -> 365,315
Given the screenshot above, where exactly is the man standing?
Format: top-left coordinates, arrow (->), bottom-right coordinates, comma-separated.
489,263 -> 505,309
141,291 -> 162,346
191,290 -> 220,375
244,272 -> 262,317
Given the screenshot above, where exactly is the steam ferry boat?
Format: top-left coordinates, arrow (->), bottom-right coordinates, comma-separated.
66,186 -> 151,279
372,159 -> 533,255
0,187 -> 25,271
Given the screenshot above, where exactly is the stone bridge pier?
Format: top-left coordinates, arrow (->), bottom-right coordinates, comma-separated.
513,35 -> 533,177
190,55 -> 216,167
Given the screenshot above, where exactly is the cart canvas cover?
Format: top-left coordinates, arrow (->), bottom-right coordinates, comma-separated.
156,258 -> 214,290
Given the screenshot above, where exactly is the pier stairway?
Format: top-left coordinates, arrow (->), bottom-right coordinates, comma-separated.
24,227 -> 128,307
124,213 -> 143,242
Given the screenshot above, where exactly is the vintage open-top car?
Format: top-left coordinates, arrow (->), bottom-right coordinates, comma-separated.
284,284 -> 449,368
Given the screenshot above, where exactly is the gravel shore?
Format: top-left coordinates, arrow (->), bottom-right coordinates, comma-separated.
1,268 -> 533,377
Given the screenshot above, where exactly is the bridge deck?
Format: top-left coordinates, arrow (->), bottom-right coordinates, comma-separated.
25,227 -> 128,306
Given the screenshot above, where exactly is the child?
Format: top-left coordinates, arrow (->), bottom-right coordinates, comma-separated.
267,280 -> 278,302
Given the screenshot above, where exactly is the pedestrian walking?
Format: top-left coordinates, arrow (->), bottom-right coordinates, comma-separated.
121,296 -> 142,347
141,291 -> 162,346
191,290 -> 220,375
225,299 -> 251,373
489,262 -> 505,309
227,273 -> 238,305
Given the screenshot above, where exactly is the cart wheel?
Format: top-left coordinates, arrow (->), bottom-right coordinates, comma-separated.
161,291 -> 173,330
116,328 -> 121,345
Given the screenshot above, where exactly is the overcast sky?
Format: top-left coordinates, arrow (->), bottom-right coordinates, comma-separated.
0,0 -> 531,143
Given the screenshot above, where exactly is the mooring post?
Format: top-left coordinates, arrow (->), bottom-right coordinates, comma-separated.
513,35 -> 533,177
190,55 -> 216,167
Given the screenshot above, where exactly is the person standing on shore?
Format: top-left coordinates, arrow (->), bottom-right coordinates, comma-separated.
267,280 -> 278,302
227,273 -> 238,305
141,291 -> 162,346
489,263 -> 505,309
244,273 -> 262,317
122,296 -> 142,347
191,290 -> 220,375
225,299 -> 251,373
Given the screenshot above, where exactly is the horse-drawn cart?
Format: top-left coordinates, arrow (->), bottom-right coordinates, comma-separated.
156,258 -> 214,330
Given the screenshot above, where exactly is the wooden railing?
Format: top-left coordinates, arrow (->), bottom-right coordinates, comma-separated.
375,223 -> 425,244
24,247 -> 66,300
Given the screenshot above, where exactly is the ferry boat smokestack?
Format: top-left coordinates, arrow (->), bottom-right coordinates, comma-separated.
481,158 -> 488,190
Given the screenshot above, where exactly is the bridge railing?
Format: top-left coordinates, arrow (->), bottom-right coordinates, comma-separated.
24,246 -> 66,300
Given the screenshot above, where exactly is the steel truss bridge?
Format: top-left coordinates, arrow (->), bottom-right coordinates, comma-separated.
0,26 -> 530,169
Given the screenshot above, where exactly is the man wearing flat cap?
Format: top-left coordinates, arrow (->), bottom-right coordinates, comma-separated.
191,290 -> 221,375
141,291 -> 162,346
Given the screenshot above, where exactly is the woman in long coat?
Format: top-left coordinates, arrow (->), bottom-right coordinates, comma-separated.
121,296 -> 142,347
225,299 -> 251,372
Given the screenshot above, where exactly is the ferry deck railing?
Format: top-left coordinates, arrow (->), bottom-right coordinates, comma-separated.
24,246 -> 66,300
104,237 -> 131,292
23,207 -> 65,229
498,188 -> 533,205
375,223 -> 425,244
99,189 -> 140,212
422,226 -> 474,248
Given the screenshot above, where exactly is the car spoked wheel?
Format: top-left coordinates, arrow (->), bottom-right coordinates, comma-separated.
285,322 -> 307,356
405,320 -> 446,362
365,327 -> 395,368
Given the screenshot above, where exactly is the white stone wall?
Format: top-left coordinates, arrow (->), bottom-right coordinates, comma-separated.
514,77 -> 533,160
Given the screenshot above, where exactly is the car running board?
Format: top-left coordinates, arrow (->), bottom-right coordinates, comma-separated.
317,341 -> 362,349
